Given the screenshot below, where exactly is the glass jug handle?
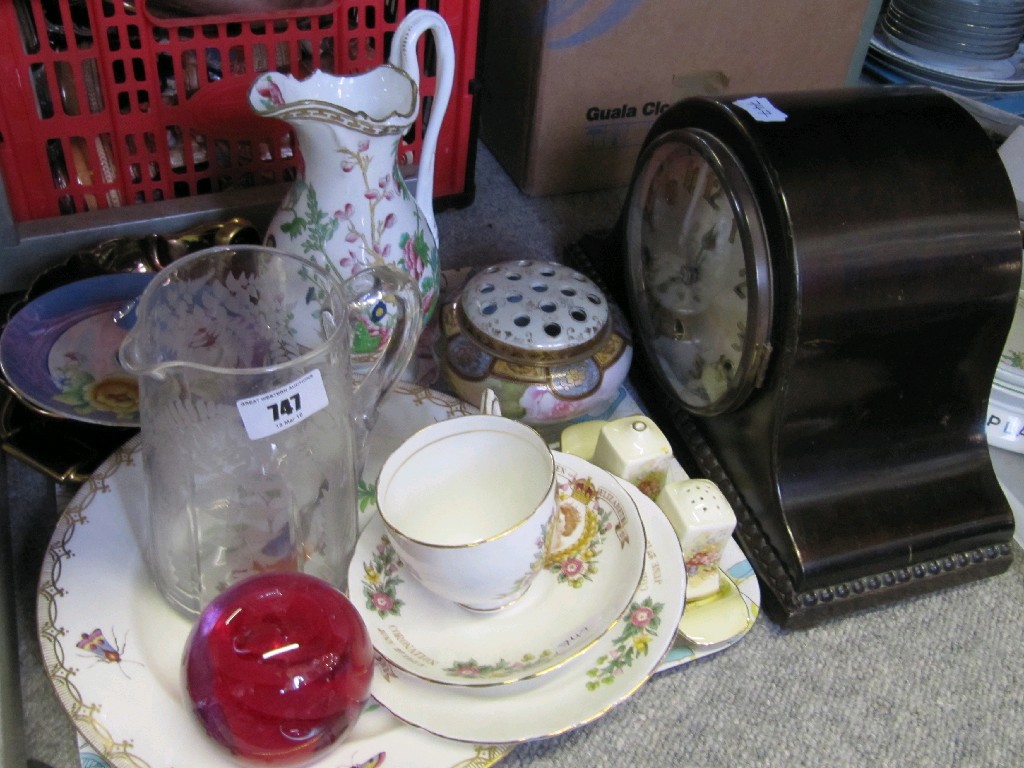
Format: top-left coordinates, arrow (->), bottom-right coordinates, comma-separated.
346,266 -> 423,445
389,9 -> 454,244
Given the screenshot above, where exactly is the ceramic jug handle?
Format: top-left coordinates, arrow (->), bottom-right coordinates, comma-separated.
389,10 -> 455,244
346,266 -> 424,445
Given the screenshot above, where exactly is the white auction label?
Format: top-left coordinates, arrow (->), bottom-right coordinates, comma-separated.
733,96 -> 788,123
237,369 -> 329,440
987,405 -> 1024,451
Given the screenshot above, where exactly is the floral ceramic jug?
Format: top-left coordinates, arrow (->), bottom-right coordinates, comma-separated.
249,10 -> 454,356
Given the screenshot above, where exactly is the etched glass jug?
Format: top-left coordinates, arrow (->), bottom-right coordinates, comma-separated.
119,245 -> 422,615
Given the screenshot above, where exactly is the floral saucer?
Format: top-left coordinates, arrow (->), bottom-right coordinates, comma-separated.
351,452 -> 647,687
369,477 -> 686,743
0,273 -> 153,425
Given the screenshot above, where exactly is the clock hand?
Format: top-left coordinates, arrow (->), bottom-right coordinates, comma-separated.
678,163 -> 712,286
698,223 -> 718,255
677,161 -> 710,255
681,223 -> 718,287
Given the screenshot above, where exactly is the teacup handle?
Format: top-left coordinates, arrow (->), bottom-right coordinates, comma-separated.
345,266 -> 423,446
389,9 -> 455,244
479,389 -> 502,416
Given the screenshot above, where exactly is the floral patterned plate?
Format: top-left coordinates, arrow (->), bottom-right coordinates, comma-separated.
36,386 -> 516,768
38,382 -> 753,767
0,273 -> 153,426
352,452 -> 646,687
369,475 -> 686,743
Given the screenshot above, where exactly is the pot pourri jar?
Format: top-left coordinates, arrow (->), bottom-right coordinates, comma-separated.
438,260 -> 632,438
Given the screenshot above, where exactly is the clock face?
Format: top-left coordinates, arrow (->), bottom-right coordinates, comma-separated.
624,128 -> 772,415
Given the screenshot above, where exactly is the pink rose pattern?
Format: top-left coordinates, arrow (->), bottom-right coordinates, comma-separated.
584,596 -> 664,691
361,535 -> 404,618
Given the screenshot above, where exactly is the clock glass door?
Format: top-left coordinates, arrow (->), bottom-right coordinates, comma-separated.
624,128 -> 773,415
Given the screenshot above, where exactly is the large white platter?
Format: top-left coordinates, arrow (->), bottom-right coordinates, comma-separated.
38,383 -> 759,767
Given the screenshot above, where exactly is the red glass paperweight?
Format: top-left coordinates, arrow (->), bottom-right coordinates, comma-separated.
183,572 -> 373,765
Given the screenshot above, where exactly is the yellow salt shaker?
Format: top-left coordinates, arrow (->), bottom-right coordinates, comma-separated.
656,478 -> 736,601
561,415 -> 672,499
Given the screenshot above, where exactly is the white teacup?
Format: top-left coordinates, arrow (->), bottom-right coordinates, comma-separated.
376,414 -> 557,611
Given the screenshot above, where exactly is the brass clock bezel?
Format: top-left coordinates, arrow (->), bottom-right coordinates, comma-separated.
624,127 -> 773,416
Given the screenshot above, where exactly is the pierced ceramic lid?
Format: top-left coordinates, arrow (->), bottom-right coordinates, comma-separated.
456,261 -> 611,365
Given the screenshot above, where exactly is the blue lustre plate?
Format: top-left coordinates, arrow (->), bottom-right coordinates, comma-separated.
0,273 -> 153,426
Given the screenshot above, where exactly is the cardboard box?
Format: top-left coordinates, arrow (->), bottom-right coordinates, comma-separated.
481,0 -> 882,196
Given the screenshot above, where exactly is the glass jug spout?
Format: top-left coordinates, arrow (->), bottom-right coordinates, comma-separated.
118,338 -> 196,383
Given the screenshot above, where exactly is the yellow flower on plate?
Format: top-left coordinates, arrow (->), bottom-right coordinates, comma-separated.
632,633 -> 650,655
85,375 -> 138,416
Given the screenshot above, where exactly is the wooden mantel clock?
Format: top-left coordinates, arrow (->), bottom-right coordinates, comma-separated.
574,87 -> 1021,627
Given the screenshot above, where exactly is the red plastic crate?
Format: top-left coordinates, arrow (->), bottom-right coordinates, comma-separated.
0,0 -> 479,223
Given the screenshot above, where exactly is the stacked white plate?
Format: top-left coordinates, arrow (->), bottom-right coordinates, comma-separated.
350,450 -> 687,743
882,0 -> 1024,60
867,0 -> 1024,101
